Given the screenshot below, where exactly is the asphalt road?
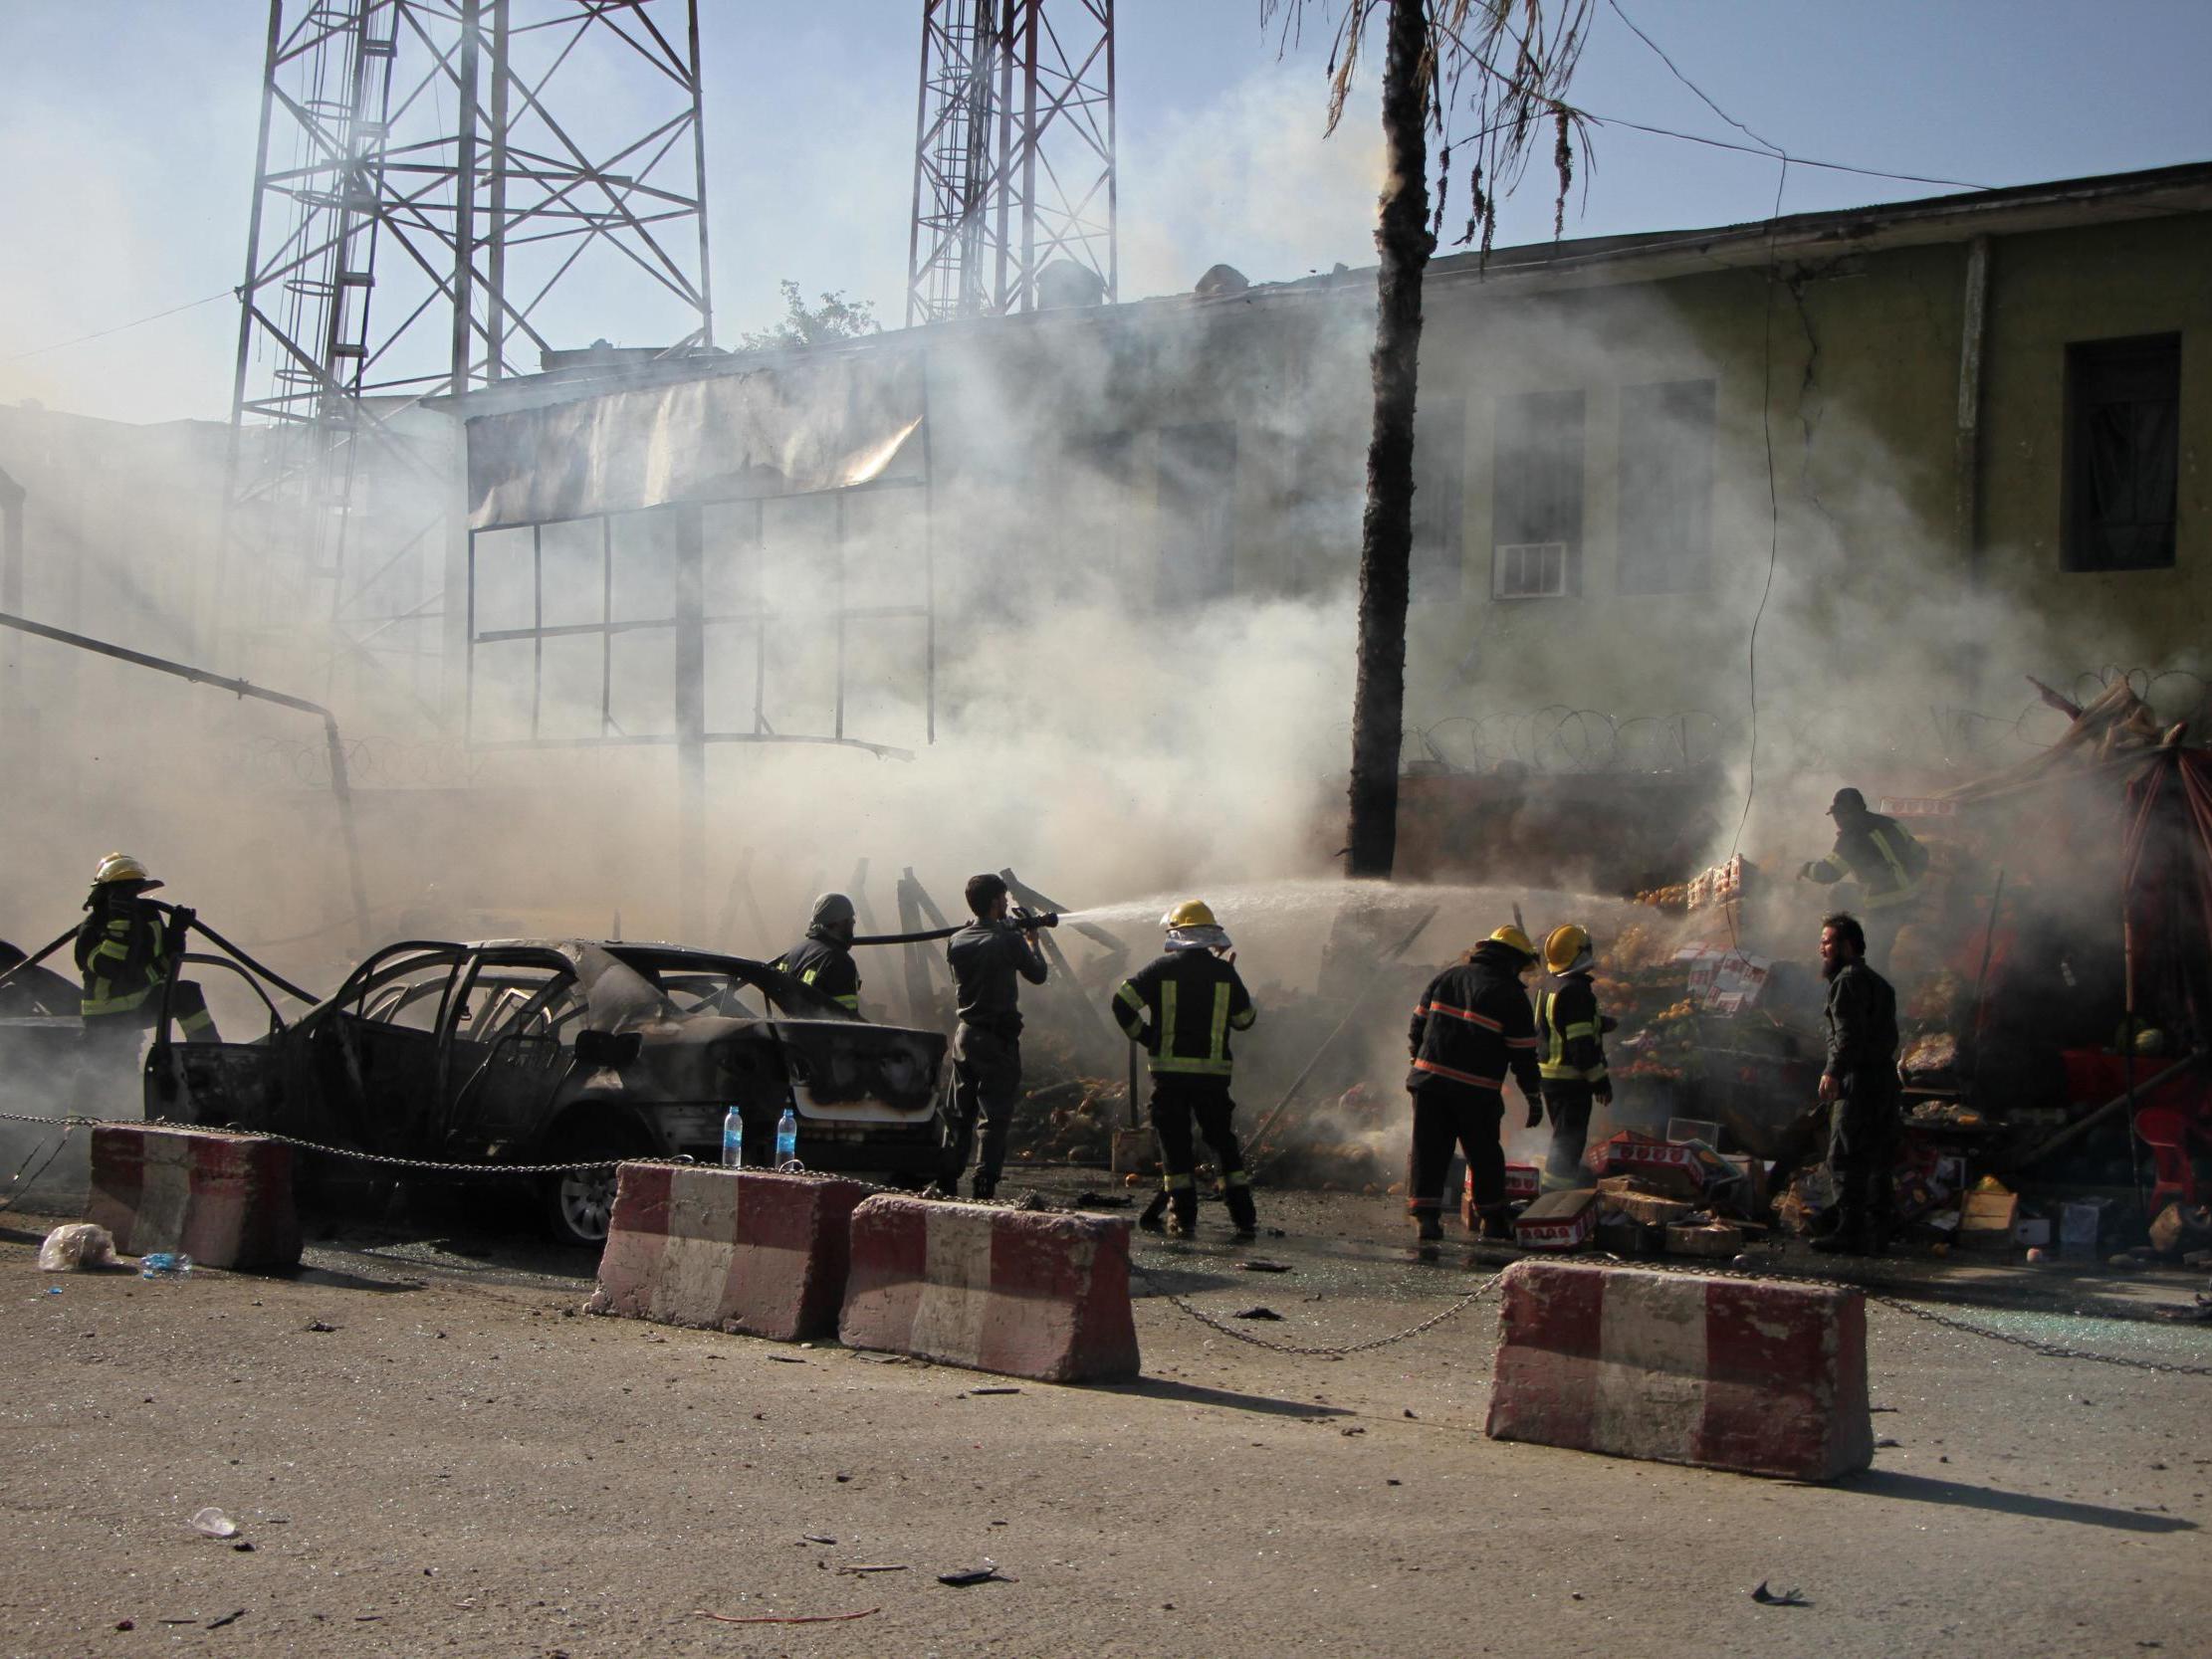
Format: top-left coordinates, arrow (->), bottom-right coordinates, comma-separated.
4,1174 -> 2210,1658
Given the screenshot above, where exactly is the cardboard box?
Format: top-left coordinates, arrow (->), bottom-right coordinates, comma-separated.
2013,1217 -> 2052,1248
1958,1190 -> 2019,1247
1585,1133 -> 1707,1201
2060,1199 -> 2106,1256
1462,1162 -> 1542,1227
1665,1117 -> 1723,1147
1109,1128 -> 1157,1177
1513,1189 -> 1598,1252
1665,1220 -> 1744,1258
1596,1177 -> 1696,1229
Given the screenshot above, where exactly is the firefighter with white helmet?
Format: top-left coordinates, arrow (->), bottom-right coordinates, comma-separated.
1114,899 -> 1259,1240
1534,923 -> 1614,1189
75,854 -> 217,1054
1405,925 -> 1544,1242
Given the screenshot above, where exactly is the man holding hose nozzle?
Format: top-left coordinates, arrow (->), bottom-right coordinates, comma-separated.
1113,900 -> 1259,1241
933,873 -> 1052,1201
75,852 -> 219,1058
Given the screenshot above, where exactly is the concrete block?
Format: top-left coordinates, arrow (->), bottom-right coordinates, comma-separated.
586,1163 -> 867,1342
1484,1257 -> 1873,1481
839,1193 -> 1140,1382
86,1124 -> 300,1271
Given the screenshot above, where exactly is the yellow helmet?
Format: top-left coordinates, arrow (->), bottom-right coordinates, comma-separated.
1162,899 -> 1217,930
1487,924 -> 1537,960
1545,923 -> 1594,976
93,853 -> 161,891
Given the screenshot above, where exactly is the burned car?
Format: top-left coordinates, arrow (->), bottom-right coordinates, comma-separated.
146,938 -> 947,1247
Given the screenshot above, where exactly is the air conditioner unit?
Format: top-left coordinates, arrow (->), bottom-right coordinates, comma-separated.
1493,541 -> 1571,598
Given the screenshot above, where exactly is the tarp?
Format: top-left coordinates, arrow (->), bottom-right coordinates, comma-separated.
465,351 -> 926,529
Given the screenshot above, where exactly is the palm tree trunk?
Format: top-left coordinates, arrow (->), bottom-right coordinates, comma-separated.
1344,0 -> 1433,880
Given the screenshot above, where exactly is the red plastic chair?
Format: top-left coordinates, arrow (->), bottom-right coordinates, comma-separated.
2132,1106 -> 2200,1210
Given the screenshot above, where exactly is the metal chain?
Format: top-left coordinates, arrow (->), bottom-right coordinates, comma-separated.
1129,1255 -> 1504,1358
0,1110 -> 650,1177
1865,1289 -> 2212,1376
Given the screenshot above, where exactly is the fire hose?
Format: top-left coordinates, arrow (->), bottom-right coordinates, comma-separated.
850,912 -> 1059,947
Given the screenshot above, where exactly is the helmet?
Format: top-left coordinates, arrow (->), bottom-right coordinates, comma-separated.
1545,923 -> 1594,976
1828,787 -> 1868,817
1162,899 -> 1217,930
808,892 -> 857,934
93,853 -> 161,891
1487,924 -> 1537,960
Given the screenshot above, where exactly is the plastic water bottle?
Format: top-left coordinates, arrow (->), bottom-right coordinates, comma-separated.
139,1252 -> 192,1280
722,1107 -> 745,1168
774,1108 -> 798,1170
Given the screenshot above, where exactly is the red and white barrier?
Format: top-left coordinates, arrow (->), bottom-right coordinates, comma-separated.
86,1125 -> 300,1271
1484,1258 -> 1873,1481
586,1163 -> 866,1342
838,1194 -> 1140,1382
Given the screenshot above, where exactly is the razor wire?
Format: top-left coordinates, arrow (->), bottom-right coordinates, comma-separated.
0,1111 -> 638,1177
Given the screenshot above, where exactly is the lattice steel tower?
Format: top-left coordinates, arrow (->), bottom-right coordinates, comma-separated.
907,0 -> 1116,324
223,0 -> 713,699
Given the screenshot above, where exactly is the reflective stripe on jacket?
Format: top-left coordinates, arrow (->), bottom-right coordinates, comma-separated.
1805,812 -> 1929,911
1406,941 -> 1542,1098
1114,947 -> 1255,1077
1536,972 -> 1609,1085
76,902 -> 171,1019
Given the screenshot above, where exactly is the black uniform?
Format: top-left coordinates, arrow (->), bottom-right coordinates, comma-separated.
75,888 -> 215,1053
773,933 -> 860,1013
1113,946 -> 1258,1234
1823,958 -> 1900,1248
938,919 -> 1047,1198
1406,940 -> 1542,1229
1534,971 -> 1611,1186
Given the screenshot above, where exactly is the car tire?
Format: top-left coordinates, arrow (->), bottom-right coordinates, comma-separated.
538,1130 -> 648,1250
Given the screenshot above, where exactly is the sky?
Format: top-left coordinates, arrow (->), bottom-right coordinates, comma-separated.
2,0 -> 2210,426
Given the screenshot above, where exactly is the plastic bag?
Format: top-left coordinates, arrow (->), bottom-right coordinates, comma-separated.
37,1223 -> 117,1273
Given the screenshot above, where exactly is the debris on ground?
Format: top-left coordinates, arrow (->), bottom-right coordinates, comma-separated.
37,1223 -> 116,1272
1751,1581 -> 1810,1607
937,1564 -> 1011,1587
188,1508 -> 240,1540
1235,1307 -> 1284,1321
695,1606 -> 880,1623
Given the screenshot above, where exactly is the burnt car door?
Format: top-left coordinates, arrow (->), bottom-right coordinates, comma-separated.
143,953 -> 293,1129
438,946 -> 583,1155
312,944 -> 467,1151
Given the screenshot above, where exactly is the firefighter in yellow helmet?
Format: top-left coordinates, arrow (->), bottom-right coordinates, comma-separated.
1405,925 -> 1543,1242
1534,924 -> 1614,1190
74,854 -> 219,1057
1114,899 -> 1258,1240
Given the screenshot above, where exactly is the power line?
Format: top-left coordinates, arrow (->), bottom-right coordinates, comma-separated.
4,289 -> 235,365
1607,0 -> 1784,158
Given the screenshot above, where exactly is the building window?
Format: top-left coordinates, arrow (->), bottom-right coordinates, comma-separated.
2065,333 -> 2180,572
1411,397 -> 1466,602
1491,389 -> 1584,598
1618,378 -> 1715,594
1157,421 -> 1236,606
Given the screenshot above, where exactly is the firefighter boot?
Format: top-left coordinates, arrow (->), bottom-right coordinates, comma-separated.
1166,1188 -> 1201,1238
1138,1187 -> 1170,1233
1414,1212 -> 1445,1244
970,1172 -> 997,1202
1476,1203 -> 1517,1242
1224,1180 -> 1257,1242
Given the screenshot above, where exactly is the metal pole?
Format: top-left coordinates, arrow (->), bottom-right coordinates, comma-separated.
686,0 -> 715,347
0,609 -> 372,950
450,0 -> 483,395
671,504 -> 707,905
486,0 -> 512,379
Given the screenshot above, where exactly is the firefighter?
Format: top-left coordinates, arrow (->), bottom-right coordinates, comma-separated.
1535,923 -> 1613,1190
773,892 -> 862,1014
74,853 -> 218,1056
1813,911 -> 1901,1255
1113,899 -> 1258,1241
934,873 -> 1049,1200
1799,787 -> 1928,970
1406,926 -> 1544,1243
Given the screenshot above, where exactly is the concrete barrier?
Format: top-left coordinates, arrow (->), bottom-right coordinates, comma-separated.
838,1194 -> 1140,1382
1484,1258 -> 1873,1481
86,1124 -> 300,1271
585,1163 -> 867,1342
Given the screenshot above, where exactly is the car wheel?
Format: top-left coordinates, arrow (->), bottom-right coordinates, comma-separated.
538,1136 -> 642,1250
